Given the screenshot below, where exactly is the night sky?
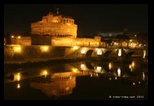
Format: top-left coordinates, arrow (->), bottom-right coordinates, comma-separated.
4,4 -> 148,37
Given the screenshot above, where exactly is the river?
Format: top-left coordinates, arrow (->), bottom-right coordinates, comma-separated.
4,57 -> 148,100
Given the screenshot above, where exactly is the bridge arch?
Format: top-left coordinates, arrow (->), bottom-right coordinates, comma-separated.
124,51 -> 135,59
103,50 -> 112,58
85,61 -> 94,69
85,49 -> 95,57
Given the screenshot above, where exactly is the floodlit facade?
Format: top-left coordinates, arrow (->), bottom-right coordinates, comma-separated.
31,12 -> 77,38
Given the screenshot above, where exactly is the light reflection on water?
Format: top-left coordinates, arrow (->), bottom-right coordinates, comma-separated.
4,58 -> 148,100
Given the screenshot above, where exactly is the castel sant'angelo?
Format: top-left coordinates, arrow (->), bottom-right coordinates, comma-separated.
30,9 -> 102,47
6,9 -> 103,47
31,9 -> 77,38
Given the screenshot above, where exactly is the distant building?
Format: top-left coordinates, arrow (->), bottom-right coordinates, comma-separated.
98,32 -> 123,38
31,12 -> 77,38
97,32 -> 139,48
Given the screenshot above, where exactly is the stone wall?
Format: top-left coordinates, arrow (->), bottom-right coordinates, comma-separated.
11,36 -> 31,45
4,45 -> 73,62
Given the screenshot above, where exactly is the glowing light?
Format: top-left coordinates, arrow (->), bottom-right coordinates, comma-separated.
14,72 -> 21,81
81,63 -> 86,70
117,68 -> 121,77
73,46 -> 79,50
115,77 -> 117,80
143,50 -> 146,58
95,66 -> 102,73
72,68 -> 78,73
109,62 -> 112,70
131,61 -> 135,68
17,36 -> 21,39
133,82 -> 135,85
109,77 -> 112,80
13,46 -> 22,53
17,83 -> 20,89
40,69 -> 48,77
138,81 -> 141,84
129,39 -> 132,42
97,49 -> 102,55
17,73 -> 20,81
90,73 -> 93,77
81,49 -> 86,54
118,49 -> 122,57
129,65 -> 132,69
129,61 -> 135,72
40,46 -> 49,52
11,35 -> 14,38
142,72 -> 145,81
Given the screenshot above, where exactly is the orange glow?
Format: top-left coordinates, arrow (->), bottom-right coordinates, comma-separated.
13,46 -> 22,53
14,72 -> 21,81
131,61 -> 135,68
11,35 -> 14,38
17,73 -> 20,81
72,68 -> 78,73
73,46 -> 79,50
81,49 -> 85,54
117,68 -> 121,77
40,46 -> 49,52
109,62 -> 112,70
17,83 -> 20,89
95,66 -> 102,73
40,69 -> 48,77
67,23 -> 71,26
17,36 -> 21,39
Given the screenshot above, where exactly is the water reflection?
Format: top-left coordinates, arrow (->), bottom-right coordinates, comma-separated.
31,72 -> 76,97
4,58 -> 148,99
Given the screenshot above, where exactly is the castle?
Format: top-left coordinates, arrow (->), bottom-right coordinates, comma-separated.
6,10 -> 103,47
31,12 -> 77,38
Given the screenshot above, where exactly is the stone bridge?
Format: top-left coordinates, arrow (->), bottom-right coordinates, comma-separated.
4,45 -> 148,63
67,46 -> 148,59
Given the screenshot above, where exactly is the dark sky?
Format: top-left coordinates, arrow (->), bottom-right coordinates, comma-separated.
4,4 -> 148,37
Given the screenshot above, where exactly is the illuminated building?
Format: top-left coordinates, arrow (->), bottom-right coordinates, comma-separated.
5,10 -> 105,47
31,11 -> 77,38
